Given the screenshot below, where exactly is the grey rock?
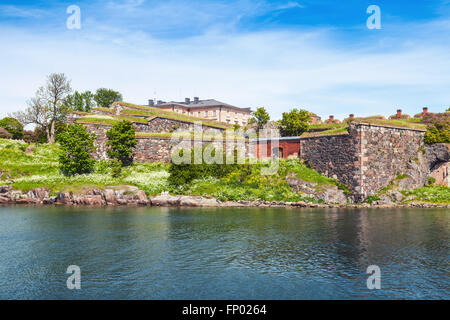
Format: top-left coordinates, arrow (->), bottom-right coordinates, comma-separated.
286,173 -> 347,204
425,143 -> 450,170
26,187 -> 49,200
56,192 -> 72,204
103,189 -> 116,204
390,191 -> 403,202
43,197 -> 57,204
0,185 -> 11,193
151,193 -> 180,206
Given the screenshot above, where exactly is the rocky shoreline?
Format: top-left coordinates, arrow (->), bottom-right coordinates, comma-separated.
0,185 -> 448,209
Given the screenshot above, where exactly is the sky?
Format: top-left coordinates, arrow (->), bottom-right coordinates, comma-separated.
1,0 -> 450,122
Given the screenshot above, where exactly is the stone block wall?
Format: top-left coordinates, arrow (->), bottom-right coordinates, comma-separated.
146,117 -> 192,133
359,123 -> 425,197
81,121 -> 245,164
300,132 -> 360,193
134,138 -> 233,163
147,117 -> 224,135
299,122 -> 426,200
80,116 -> 428,201
82,123 -> 111,160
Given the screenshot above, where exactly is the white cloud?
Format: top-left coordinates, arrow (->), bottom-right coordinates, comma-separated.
0,5 -> 47,18
276,2 -> 305,10
1,16 -> 450,122
107,0 -> 146,12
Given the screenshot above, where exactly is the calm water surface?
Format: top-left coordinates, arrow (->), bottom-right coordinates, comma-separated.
0,206 -> 448,299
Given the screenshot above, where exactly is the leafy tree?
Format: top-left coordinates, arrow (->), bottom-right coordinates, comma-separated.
58,123 -> 96,176
33,126 -> 49,143
0,117 -> 23,139
22,130 -> 35,143
251,107 -> 270,131
106,120 -> 136,166
447,107 -> 450,112
279,108 -> 311,137
55,121 -> 68,142
64,91 -> 96,112
13,73 -> 72,143
94,88 -> 123,108
14,95 -> 51,142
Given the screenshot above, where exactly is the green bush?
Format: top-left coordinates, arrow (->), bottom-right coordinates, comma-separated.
279,108 -> 310,137
95,160 -> 111,174
110,159 -> 122,178
106,120 -> 137,166
366,195 -> 381,204
401,185 -> 450,204
423,113 -> 450,144
58,124 -> 97,176
427,177 -> 436,185
0,128 -> 12,139
94,88 -> 123,108
168,146 -> 243,187
0,117 -> 23,140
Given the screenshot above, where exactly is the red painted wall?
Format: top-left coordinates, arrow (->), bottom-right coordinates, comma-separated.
255,139 -> 301,159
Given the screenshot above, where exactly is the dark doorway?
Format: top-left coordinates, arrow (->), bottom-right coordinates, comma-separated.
272,147 -> 284,159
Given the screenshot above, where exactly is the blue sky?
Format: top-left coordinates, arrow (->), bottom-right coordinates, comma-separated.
1,0 -> 450,121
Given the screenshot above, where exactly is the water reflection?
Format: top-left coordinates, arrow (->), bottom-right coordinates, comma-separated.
0,206 -> 448,299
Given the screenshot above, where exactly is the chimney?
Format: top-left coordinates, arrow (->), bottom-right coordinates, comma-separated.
148,99 -> 154,107
194,97 -> 199,104
349,114 -> 354,119
422,107 -> 428,116
329,115 -> 334,123
185,98 -> 190,104
396,109 -> 402,119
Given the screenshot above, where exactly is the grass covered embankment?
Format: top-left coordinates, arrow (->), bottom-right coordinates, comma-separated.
1,138 -> 448,204
0,138 -> 345,202
0,139 -> 169,195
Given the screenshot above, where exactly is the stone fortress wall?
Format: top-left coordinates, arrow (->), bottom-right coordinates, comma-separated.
71,104 -> 447,201
298,122 -> 440,201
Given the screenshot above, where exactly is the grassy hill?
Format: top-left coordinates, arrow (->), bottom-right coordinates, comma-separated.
0,139 -> 169,195
0,138 -> 343,201
0,138 -> 447,204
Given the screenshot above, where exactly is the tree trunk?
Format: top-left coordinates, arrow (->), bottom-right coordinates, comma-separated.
49,120 -> 55,144
45,126 -> 51,143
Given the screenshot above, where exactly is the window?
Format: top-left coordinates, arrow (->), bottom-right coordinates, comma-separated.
198,111 -> 201,117
190,112 -> 193,116
213,110 -> 216,117
205,111 -> 208,117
